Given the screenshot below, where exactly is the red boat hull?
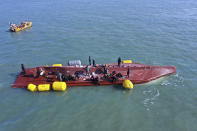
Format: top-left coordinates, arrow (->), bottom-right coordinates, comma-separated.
12,63 -> 176,88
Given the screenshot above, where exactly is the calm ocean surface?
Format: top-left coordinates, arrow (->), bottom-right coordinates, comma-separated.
0,0 -> 197,130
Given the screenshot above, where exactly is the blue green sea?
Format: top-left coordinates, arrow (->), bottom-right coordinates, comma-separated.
0,0 -> 197,130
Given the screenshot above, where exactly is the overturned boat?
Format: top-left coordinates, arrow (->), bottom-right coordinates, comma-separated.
12,57 -> 176,91
9,22 -> 32,32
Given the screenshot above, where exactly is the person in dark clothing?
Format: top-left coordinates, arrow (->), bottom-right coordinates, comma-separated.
118,57 -> 121,67
89,56 -> 91,65
93,59 -> 96,67
127,67 -> 130,78
21,64 -> 26,74
57,72 -> 63,81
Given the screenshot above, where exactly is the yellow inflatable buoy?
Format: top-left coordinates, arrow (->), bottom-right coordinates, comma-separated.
27,84 -> 37,92
123,80 -> 134,89
52,64 -> 62,67
37,84 -> 50,91
122,60 -> 132,64
52,82 -> 67,91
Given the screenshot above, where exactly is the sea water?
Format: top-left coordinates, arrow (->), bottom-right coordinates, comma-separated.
0,0 -> 197,130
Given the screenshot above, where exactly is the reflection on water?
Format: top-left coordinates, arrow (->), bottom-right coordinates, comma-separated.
9,31 -> 22,39
9,28 -> 32,39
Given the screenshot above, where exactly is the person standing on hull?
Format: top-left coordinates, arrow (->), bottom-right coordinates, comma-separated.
86,65 -> 90,76
127,67 -> 130,78
103,64 -> 109,77
93,59 -> 96,67
118,57 -> 121,67
21,64 -> 26,74
89,56 -> 91,66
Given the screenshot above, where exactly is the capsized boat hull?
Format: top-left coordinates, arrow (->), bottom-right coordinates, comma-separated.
12,63 -> 176,88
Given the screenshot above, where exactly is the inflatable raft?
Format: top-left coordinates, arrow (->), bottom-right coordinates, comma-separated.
12,57 -> 176,91
9,22 -> 32,32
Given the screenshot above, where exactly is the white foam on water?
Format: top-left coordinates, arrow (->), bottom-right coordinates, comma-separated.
161,80 -> 170,86
143,88 -> 160,111
173,73 -> 185,87
143,73 -> 185,89
144,76 -> 168,85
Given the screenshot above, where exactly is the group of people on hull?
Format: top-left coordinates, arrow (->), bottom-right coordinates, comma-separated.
85,56 -> 130,83
21,56 -> 131,83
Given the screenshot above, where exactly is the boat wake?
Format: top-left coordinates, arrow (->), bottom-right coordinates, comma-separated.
142,73 -> 184,111
160,73 -> 184,87
143,87 -> 160,111
143,73 -> 184,88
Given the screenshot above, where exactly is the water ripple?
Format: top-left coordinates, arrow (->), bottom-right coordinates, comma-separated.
143,88 -> 160,111
160,73 -> 184,88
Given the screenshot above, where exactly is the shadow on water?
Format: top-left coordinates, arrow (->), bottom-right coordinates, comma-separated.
112,84 -> 134,96
9,31 -> 22,38
112,84 -> 124,90
7,28 -> 32,39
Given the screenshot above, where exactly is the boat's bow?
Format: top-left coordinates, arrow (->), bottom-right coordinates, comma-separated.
131,65 -> 176,84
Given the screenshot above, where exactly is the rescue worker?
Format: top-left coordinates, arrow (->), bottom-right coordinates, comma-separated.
127,67 -> 130,78
93,59 -> 96,67
89,56 -> 91,65
118,57 -> 121,67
